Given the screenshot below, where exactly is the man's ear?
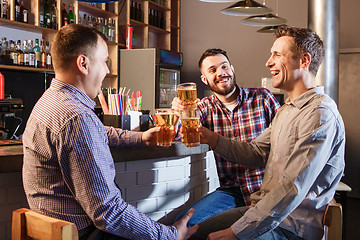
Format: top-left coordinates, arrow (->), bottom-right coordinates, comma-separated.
77,55 -> 88,74
200,74 -> 208,85
300,52 -> 311,70
231,65 -> 235,73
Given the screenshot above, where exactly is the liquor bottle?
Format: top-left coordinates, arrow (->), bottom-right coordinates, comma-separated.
160,12 -> 164,29
40,39 -> 46,68
17,40 -> 23,66
15,0 -> 20,22
45,41 -> 52,69
0,37 -> 9,59
9,40 -> 17,65
39,0 -> 44,26
20,1 -> 28,23
137,3 -> 142,22
43,0 -> 50,28
148,8 -> 152,26
28,40 -> 35,67
33,39 -> 41,68
23,40 -> 29,66
68,4 -> 75,24
134,2 -> 138,21
61,3 -> 68,27
82,13 -> 87,25
1,0 -> 9,19
51,1 -> 57,30
130,1 -> 134,20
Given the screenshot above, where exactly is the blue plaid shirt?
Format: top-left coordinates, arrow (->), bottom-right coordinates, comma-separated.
198,86 -> 280,205
23,79 -> 178,239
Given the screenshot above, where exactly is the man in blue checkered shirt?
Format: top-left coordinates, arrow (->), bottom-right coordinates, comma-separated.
22,24 -> 198,240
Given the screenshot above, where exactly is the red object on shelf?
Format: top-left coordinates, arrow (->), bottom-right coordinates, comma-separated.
0,72 -> 4,99
126,24 -> 133,49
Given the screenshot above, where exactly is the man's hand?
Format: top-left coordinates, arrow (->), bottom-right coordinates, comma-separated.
141,127 -> 176,147
171,97 -> 200,115
141,127 -> 160,147
197,126 -> 219,150
207,228 -> 237,240
174,208 -> 199,240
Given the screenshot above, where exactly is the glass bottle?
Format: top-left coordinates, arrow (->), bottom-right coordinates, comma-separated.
23,40 -> 29,66
17,40 -> 23,66
43,0 -> 51,28
67,4 -> 75,24
45,41 -> 52,69
61,3 -> 68,27
40,39 -> 46,68
1,0 -> 9,19
39,0 -> 44,26
28,40 -> 35,67
15,0 -> 20,22
33,39 -> 41,68
51,0 -> 57,30
20,1 -> 28,23
9,40 -> 17,65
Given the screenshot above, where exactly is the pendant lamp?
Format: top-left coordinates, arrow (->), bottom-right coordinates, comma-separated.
200,0 -> 238,2
257,25 -> 284,33
78,0 -> 120,2
241,13 -> 286,26
221,0 -> 272,16
242,0 -> 286,27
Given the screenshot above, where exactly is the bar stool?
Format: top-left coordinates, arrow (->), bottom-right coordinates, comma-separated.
335,181 -> 352,239
12,208 -> 79,240
323,199 -> 342,240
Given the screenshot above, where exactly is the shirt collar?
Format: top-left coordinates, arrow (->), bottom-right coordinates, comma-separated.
50,79 -> 96,110
285,86 -> 325,109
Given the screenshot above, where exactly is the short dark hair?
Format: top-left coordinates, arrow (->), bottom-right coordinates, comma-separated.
198,48 -> 231,69
51,24 -> 107,70
275,25 -> 324,76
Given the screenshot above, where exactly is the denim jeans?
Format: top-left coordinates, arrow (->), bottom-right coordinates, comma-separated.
175,187 -> 245,227
189,206 -> 304,240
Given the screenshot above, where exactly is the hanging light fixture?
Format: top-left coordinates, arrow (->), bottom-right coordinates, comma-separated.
78,0 -> 121,2
242,13 -> 286,26
200,0 -> 238,2
241,0 -> 286,27
221,0 -> 272,16
257,25 -> 284,33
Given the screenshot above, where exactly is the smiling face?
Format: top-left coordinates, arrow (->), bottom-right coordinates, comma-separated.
200,54 -> 236,96
266,36 -> 302,91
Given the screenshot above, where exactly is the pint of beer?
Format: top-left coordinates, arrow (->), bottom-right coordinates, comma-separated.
180,108 -> 200,147
154,109 -> 178,147
177,82 -> 197,109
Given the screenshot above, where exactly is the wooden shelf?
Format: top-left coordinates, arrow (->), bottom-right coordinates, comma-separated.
0,64 -> 54,73
148,25 -> 170,34
78,2 -> 118,18
148,1 -> 171,11
0,18 -> 57,35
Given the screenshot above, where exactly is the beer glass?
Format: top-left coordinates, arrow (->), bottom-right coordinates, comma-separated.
177,82 -> 197,109
180,108 -> 200,147
154,108 -> 178,147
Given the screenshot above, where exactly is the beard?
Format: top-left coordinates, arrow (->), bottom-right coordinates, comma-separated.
205,74 -> 237,96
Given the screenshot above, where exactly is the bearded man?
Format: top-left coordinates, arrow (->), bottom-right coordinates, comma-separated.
172,48 -> 280,227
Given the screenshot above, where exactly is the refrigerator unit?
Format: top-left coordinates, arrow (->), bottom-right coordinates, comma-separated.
120,48 -> 182,114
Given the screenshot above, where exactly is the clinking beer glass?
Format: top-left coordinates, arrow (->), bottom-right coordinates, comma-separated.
177,82 -> 197,109
180,108 -> 200,147
154,108 -> 178,147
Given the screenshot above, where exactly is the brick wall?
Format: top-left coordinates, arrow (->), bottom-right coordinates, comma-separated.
0,151 -> 219,239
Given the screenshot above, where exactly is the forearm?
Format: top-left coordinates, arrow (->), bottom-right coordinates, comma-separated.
106,126 -> 142,148
214,135 -> 267,167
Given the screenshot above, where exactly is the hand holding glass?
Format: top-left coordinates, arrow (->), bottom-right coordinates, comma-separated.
180,108 -> 200,147
154,109 -> 178,147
